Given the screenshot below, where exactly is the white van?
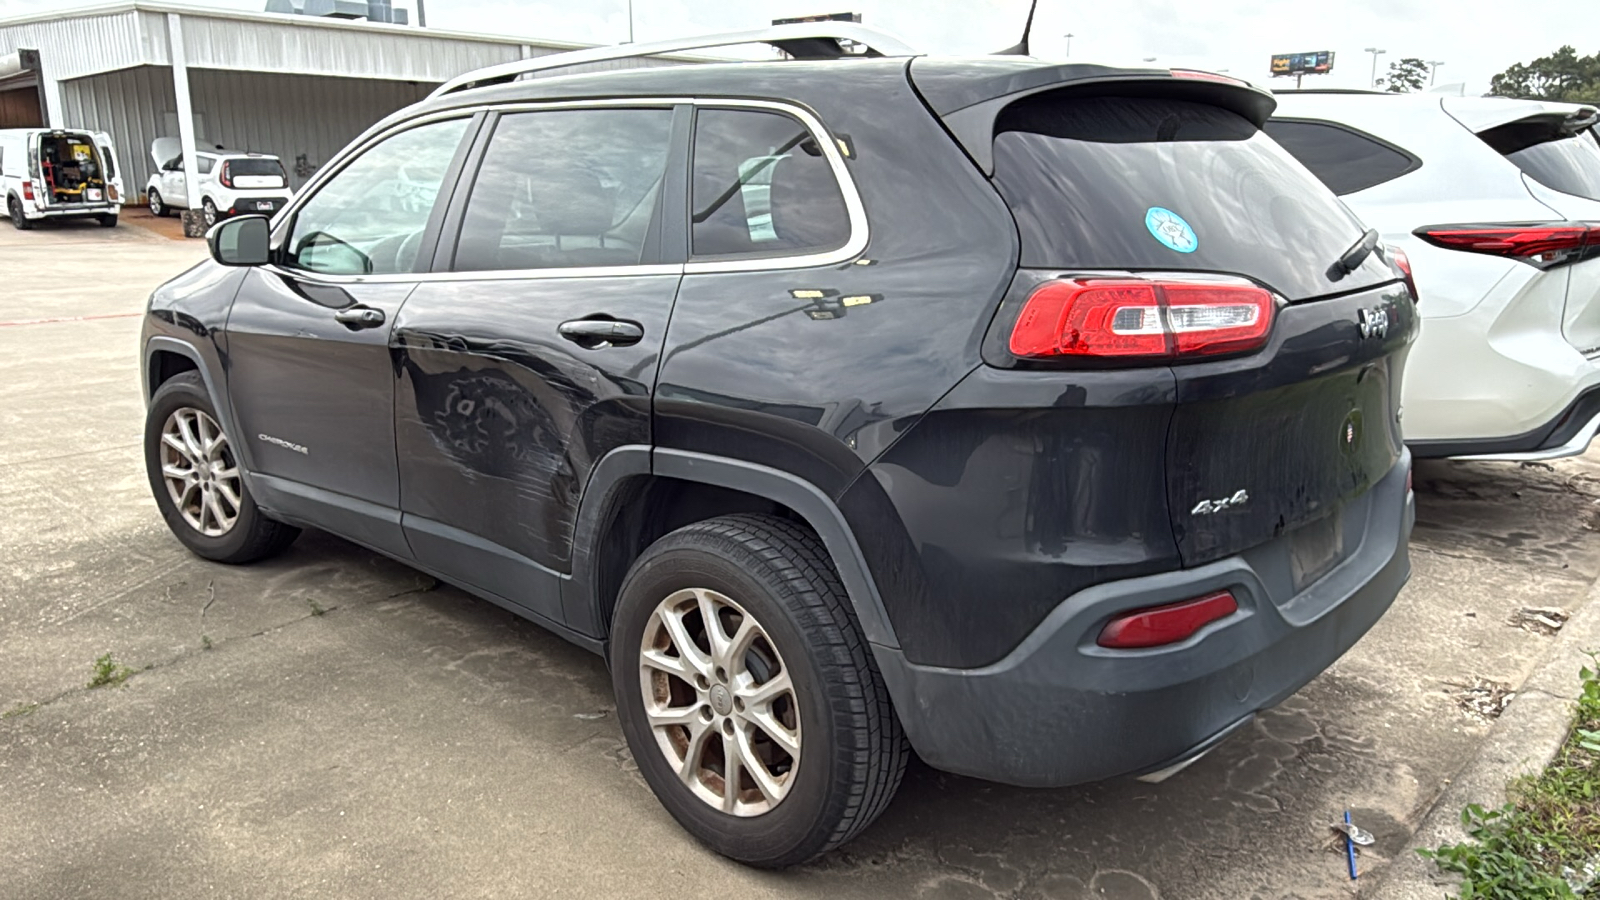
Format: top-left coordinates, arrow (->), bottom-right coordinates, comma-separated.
0,128 -> 124,229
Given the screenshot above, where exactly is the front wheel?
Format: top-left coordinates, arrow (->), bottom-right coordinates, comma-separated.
144,372 -> 299,563
610,514 -> 907,867
147,190 -> 166,217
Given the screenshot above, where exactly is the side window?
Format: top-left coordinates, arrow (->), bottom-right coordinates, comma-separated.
285,117 -> 469,276
690,108 -> 850,258
197,156 -> 214,176
453,108 -> 673,272
1263,119 -> 1420,195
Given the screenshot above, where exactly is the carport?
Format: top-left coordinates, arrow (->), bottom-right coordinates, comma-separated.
0,1 -> 678,206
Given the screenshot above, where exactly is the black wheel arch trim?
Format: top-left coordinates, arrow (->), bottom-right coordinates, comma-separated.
567,446 -> 900,651
142,336 -> 253,479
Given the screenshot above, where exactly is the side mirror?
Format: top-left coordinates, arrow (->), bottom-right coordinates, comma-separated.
208,216 -> 271,267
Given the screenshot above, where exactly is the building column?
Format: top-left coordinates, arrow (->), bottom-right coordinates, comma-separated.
167,12 -> 199,212
34,49 -> 63,128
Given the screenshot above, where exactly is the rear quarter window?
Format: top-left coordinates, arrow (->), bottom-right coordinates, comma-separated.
992,96 -> 1382,301
1262,119 -> 1420,195
1506,129 -> 1600,202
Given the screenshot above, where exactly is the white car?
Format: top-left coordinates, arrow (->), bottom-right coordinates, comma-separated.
0,127 -> 124,229
145,137 -> 294,227
1269,90 -> 1600,460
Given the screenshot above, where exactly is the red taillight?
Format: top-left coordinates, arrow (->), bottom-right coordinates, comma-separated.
1415,222 -> 1600,269
1009,278 -> 1276,361
1170,68 -> 1247,86
1097,590 -> 1240,649
1388,245 -> 1418,302
21,180 -> 33,201
219,161 -> 232,188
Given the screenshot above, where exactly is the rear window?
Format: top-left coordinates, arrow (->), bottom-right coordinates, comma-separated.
1263,119 -> 1420,195
992,96 -> 1379,301
229,158 -> 286,178
1506,129 -> 1600,202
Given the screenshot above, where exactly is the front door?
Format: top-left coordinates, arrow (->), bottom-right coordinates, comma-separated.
224,115 -> 476,557
393,104 -> 684,625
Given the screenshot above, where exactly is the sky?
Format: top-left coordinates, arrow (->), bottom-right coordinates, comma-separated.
2,0 -> 1595,94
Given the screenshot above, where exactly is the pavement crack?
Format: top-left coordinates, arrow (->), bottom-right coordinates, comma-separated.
0,442 -> 140,469
199,580 -> 217,620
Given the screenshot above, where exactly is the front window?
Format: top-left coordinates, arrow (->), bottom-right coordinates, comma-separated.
285,117 -> 470,276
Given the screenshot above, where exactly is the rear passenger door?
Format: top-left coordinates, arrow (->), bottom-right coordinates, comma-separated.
393,102 -> 686,626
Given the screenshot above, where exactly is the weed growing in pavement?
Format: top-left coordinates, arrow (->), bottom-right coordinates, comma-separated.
2,703 -> 37,719
1420,657 -> 1600,899
201,634 -> 213,650
307,599 -> 326,617
86,653 -> 136,689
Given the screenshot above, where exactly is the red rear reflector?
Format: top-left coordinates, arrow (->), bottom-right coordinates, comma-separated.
21,180 -> 33,201
1009,278 -> 1275,360
1097,591 -> 1240,649
1415,223 -> 1600,268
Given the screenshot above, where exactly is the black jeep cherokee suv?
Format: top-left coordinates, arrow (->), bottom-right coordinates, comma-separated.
141,27 -> 1417,867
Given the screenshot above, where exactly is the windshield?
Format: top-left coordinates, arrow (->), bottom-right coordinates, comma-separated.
992,96 -> 1387,301
1507,129 -> 1600,202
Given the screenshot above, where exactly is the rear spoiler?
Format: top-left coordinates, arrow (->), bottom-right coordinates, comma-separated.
910,58 -> 1278,175
1475,107 -> 1600,157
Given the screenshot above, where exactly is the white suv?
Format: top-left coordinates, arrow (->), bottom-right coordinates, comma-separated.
145,137 -> 294,227
1270,90 -> 1600,460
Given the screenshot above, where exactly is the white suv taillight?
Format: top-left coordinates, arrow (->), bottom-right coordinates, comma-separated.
1009,277 -> 1277,360
1415,222 -> 1600,270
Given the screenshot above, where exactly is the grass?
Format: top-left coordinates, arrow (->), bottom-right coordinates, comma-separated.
2,703 -> 37,719
1420,658 -> 1600,899
86,653 -> 136,690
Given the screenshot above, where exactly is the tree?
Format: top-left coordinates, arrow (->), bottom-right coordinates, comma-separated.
1377,57 -> 1430,93
1489,46 -> 1600,102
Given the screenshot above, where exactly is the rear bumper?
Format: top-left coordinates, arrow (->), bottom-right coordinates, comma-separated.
29,203 -> 120,219
224,196 -> 289,216
1409,385 -> 1600,461
873,452 -> 1413,788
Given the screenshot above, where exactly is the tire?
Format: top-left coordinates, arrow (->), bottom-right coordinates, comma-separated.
144,371 -> 299,564
98,214 -> 118,228
610,514 -> 907,867
202,197 -> 219,228
9,196 -> 33,230
148,190 -> 166,217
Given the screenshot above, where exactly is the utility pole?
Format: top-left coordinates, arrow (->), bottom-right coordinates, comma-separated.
1427,60 -> 1446,86
1063,32 -> 1073,57
414,0 -> 426,26
626,0 -> 633,43
1364,47 -> 1386,87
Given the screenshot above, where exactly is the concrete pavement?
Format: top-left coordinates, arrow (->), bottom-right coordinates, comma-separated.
2,218 -> 1597,899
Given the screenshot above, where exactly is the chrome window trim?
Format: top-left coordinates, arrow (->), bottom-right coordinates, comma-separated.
264,96 -> 865,288
683,99 -> 869,274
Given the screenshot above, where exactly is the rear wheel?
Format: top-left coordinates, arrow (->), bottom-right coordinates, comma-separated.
144,372 -> 299,563
201,197 -> 219,228
147,190 -> 166,217
8,196 -> 33,230
610,514 -> 907,867
98,214 -> 118,228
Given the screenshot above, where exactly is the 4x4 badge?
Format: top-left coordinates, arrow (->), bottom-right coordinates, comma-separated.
1191,490 -> 1249,516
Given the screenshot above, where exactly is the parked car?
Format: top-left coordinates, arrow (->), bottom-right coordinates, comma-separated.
0,127 -> 123,229
140,25 -> 1417,867
145,137 -> 294,227
1269,90 -> 1600,460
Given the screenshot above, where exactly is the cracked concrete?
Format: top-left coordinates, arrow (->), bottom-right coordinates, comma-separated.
3,220 -> 1599,898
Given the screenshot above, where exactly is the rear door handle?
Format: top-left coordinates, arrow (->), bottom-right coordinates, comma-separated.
333,305 -> 386,329
558,317 -> 644,348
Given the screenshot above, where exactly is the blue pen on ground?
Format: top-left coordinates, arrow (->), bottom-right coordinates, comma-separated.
1344,810 -> 1358,879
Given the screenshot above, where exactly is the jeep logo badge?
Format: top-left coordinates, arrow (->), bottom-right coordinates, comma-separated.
1358,306 -> 1390,339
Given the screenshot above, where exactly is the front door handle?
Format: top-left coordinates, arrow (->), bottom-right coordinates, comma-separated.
558,317 -> 644,348
333,305 -> 386,330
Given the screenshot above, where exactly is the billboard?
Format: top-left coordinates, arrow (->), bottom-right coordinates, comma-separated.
1271,51 -> 1335,76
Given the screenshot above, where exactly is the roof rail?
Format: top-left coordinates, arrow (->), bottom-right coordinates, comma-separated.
429,22 -> 921,98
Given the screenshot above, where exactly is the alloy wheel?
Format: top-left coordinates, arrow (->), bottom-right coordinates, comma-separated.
639,588 -> 801,816
202,199 -> 218,227
159,407 -> 242,537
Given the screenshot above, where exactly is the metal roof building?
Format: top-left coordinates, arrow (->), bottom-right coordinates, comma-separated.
0,1 -> 680,198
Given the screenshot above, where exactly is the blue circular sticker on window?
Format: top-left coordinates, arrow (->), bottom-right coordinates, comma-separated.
1145,207 -> 1198,254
